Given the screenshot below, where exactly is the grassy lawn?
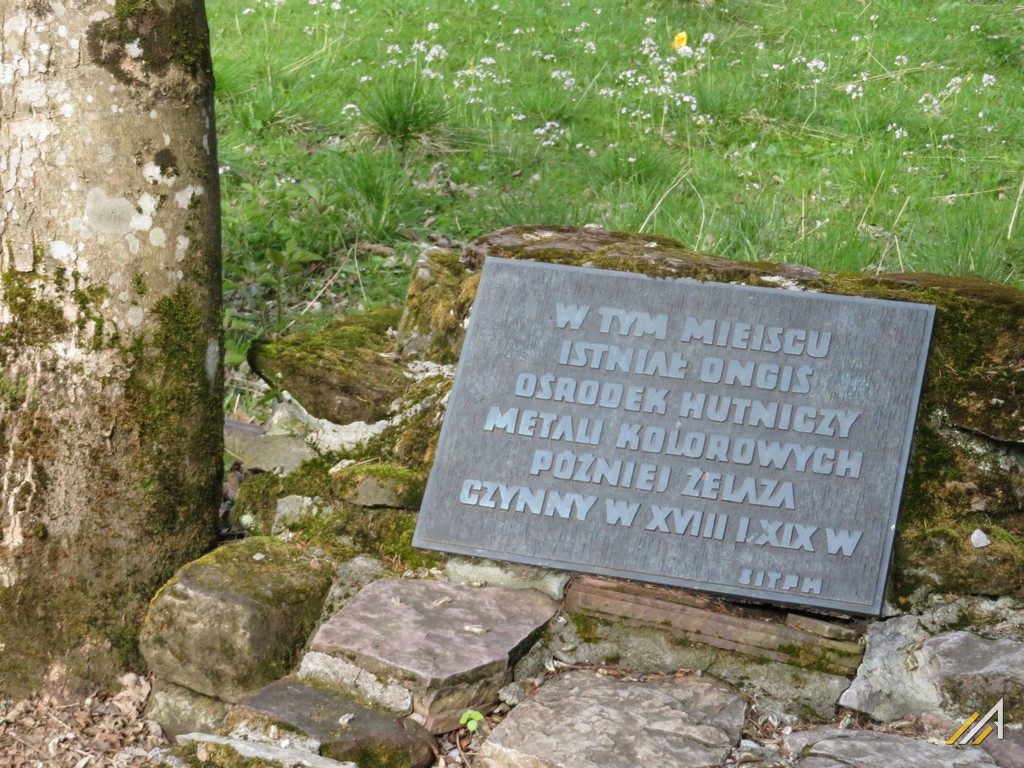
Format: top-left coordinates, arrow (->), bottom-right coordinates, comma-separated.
209,0 -> 1024,365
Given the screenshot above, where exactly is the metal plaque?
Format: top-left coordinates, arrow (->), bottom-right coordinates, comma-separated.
413,258 -> 935,615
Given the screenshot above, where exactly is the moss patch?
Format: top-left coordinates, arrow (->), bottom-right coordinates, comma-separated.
569,612 -> 610,643
170,741 -> 274,767
396,248 -> 475,363
332,462 -> 427,509
86,0 -> 213,87
230,458 -> 436,571
125,285 -> 222,534
248,306 -> 407,425
0,266 -> 69,348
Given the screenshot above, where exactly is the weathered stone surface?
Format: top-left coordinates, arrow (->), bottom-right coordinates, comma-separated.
783,727 -> 997,767
982,728 -> 1024,768
141,538 -> 333,703
231,678 -> 436,768
318,556 -> 388,620
297,652 -> 413,715
249,306 -> 408,425
839,616 -> 941,721
177,732 -> 356,767
406,226 -> 1024,603
475,670 -> 746,768
520,613 -> 848,722
445,557 -> 571,601
268,395 -> 389,454
340,466 -> 425,509
145,680 -> 230,740
916,595 -> 1024,641
272,495 -> 323,535
396,247 -> 475,363
841,599 -> 1024,724
231,432 -> 318,476
225,418 -> 267,463
705,651 -> 850,723
924,631 -> 1024,721
310,579 -> 557,732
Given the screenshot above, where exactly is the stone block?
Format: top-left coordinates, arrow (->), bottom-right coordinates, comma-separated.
145,680 -> 230,740
272,495 -> 322,534
233,433 -> 318,476
248,306 -> 407,426
924,631 -> 1024,721
310,579 -> 557,732
230,678 -> 436,768
474,670 -> 746,768
141,538 -> 333,703
838,615 -> 942,722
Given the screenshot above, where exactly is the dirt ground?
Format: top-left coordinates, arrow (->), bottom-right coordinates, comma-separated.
0,674 -> 170,767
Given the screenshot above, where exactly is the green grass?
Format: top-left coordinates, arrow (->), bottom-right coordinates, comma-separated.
211,0 -> 1024,361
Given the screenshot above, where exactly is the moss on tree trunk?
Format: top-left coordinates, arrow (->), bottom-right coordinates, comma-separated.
0,0 -> 222,696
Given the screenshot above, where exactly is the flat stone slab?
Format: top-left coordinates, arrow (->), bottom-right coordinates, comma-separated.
298,651 -> 413,715
474,670 -> 746,768
310,579 -> 557,732
783,727 -> 997,767
231,678 -> 436,768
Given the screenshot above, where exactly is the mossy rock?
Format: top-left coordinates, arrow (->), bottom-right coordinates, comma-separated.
231,460 -> 437,571
140,537 -> 333,703
401,226 -> 1024,604
396,247 -> 476,363
248,306 -> 407,425
334,463 -> 427,509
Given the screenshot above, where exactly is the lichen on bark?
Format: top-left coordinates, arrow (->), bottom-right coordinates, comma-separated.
87,0 -> 213,88
1,0 -> 223,696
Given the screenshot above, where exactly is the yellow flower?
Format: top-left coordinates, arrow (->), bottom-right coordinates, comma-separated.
672,31 -> 688,50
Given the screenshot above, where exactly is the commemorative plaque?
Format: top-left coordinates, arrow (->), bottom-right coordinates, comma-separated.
413,258 -> 935,615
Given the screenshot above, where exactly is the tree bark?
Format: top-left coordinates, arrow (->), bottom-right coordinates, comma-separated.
0,0 -> 222,695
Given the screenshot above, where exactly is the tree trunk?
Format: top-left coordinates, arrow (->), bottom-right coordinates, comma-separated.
0,0 -> 222,695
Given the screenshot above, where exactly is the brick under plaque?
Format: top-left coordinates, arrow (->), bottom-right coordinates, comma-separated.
413,258 -> 934,615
